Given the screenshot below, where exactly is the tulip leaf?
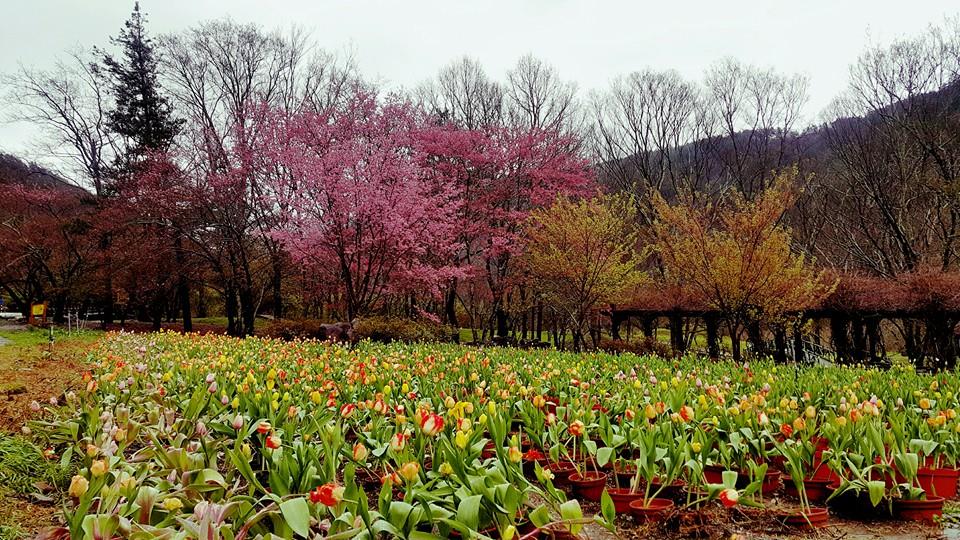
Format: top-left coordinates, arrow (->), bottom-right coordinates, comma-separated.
559,499 -> 584,534
388,501 -> 415,530
596,447 -> 614,468
456,495 -> 482,530
279,497 -> 311,538
867,480 -> 886,507
529,504 -> 550,528
721,470 -> 738,490
600,488 -> 616,523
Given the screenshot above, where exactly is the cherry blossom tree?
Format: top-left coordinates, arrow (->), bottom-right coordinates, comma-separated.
265,89 -> 462,320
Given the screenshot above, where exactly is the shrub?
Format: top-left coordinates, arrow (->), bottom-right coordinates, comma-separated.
261,319 -> 328,340
353,316 -> 454,343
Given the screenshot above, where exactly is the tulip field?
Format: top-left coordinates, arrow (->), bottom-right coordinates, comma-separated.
27,331 -> 960,539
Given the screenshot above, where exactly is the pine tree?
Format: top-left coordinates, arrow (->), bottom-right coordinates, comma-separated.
102,2 -> 181,164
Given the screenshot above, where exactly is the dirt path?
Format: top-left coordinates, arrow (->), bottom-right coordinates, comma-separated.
0,327 -> 98,539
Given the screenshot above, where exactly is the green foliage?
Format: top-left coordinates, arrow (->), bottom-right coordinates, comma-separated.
0,434 -> 69,494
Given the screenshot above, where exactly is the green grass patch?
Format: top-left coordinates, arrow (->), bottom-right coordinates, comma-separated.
0,328 -> 101,349
0,434 -> 67,495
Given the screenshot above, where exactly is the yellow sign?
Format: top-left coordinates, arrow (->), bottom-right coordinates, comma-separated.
28,302 -> 47,325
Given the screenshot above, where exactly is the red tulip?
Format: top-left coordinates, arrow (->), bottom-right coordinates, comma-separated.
719,488 -> 739,508
420,413 -> 444,436
265,434 -> 282,449
310,483 -> 343,507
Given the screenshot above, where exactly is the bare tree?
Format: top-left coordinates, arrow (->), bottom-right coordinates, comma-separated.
592,69 -> 716,218
703,58 -> 809,198
505,54 -> 581,134
417,57 -> 504,129
3,52 -> 117,197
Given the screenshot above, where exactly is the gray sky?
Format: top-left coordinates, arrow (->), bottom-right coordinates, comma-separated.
1,0 -> 957,164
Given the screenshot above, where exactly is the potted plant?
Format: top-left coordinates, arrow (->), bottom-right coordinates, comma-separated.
773,437 -> 830,528
565,420 -> 608,501
891,450 -> 945,523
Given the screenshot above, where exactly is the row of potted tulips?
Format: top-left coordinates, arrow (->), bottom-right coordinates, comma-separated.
25,331 -> 960,538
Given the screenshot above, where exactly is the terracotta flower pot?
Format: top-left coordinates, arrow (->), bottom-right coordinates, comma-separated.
628,498 -> 675,523
703,464 -> 728,484
607,488 -> 646,513
783,476 -> 833,504
522,449 -> 549,478
650,478 -> 686,500
613,466 -> 638,489
894,496 -> 945,523
779,506 -> 829,529
916,467 -> 959,499
568,471 -> 608,501
826,481 -> 892,519
538,523 -> 577,540
523,456 -> 550,478
738,468 -> 781,494
808,460 -> 841,483
547,461 -> 577,487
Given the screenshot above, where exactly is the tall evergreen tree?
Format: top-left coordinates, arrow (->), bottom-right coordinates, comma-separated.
101,2 -> 181,163
100,3 -> 192,332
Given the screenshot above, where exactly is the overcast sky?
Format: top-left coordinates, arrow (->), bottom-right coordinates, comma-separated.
1,0 -> 957,165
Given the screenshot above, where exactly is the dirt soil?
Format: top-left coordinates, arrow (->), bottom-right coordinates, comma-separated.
0,328 -> 93,432
0,324 -> 97,538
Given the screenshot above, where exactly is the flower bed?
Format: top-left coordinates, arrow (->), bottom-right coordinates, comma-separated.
27,332 -> 960,538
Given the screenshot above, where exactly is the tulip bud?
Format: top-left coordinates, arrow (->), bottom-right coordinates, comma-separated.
68,475 -> 89,498
353,443 -> 369,462
90,460 -> 108,477
398,462 -> 419,483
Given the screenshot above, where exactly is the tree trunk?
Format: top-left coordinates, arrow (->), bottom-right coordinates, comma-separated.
611,312 -> 623,341
445,282 -> 458,327
641,316 -> 654,339
271,252 -> 283,319
225,284 -> 240,336
53,293 -> 67,324
830,315 -> 850,363
729,321 -> 742,362
535,301 -> 543,342
669,314 -> 685,356
239,285 -> 256,337
926,314 -> 957,370
196,285 -> 208,318
903,318 -> 921,364
174,235 -> 192,332
102,276 -> 114,330
747,320 -> 764,358
495,306 -> 509,339
773,325 -> 787,363
851,317 -> 867,363
865,317 -> 882,364
793,319 -> 805,364
705,315 -> 720,359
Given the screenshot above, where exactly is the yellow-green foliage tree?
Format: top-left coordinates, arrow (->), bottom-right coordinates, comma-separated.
525,193 -> 647,351
652,169 -> 835,361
